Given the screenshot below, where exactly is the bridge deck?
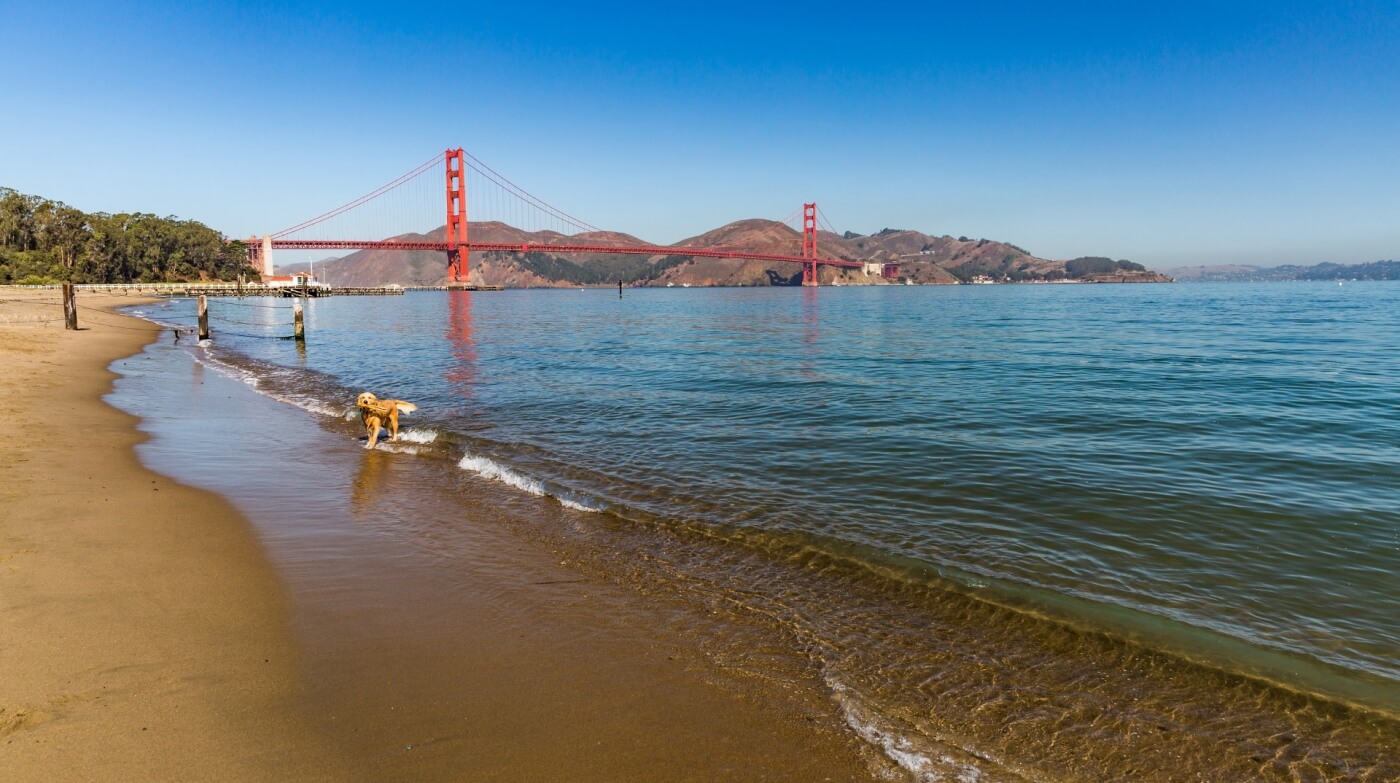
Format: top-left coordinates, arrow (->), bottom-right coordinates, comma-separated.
267,240 -> 865,269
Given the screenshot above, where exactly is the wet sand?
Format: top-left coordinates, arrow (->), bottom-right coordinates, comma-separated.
1,289 -> 880,781
0,290 -> 342,781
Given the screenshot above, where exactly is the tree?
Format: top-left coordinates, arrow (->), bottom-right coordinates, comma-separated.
1065,257 -> 1118,277
36,203 -> 88,279
0,187 -> 259,283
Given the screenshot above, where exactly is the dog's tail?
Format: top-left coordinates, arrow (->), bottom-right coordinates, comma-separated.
394,402 -> 418,414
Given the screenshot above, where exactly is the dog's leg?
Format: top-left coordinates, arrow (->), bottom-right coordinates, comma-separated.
367,422 -> 381,449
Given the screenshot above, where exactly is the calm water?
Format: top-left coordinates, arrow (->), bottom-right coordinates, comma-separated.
132,282 -> 1400,781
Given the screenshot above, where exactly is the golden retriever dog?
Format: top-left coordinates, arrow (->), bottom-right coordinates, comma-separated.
356,392 -> 418,449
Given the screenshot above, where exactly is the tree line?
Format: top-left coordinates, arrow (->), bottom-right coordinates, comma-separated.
0,187 -> 256,284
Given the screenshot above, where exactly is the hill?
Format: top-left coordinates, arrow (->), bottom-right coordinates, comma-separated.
280,220 -> 1170,288
1161,260 -> 1400,282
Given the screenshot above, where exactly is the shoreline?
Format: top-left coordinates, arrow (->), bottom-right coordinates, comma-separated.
145,286 -> 1400,782
9,287 -> 1396,781
108,307 -> 885,781
2,290 -> 884,780
0,291 -> 342,780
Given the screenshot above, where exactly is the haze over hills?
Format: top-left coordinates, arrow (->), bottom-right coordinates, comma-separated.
276,219 -> 1171,287
1161,260 -> 1400,282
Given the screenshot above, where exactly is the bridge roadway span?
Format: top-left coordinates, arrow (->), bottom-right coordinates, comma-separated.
268,240 -> 865,269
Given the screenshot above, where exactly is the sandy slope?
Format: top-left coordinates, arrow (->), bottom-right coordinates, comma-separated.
0,290 -> 341,781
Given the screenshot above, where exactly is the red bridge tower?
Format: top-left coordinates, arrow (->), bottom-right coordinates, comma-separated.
801,202 -> 819,286
445,148 -> 468,284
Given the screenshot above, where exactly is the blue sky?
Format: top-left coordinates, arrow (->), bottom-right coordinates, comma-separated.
2,0 -> 1397,268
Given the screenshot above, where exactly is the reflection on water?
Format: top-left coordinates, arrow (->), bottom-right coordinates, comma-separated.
351,448 -> 390,512
445,290 -> 477,403
131,283 -> 1400,781
800,284 -> 820,382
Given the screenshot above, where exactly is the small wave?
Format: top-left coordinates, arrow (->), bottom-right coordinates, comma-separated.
459,453 -> 548,496
186,349 -> 358,419
558,496 -> 604,513
457,452 -> 602,512
192,349 -> 261,388
396,428 -> 439,444
287,397 -> 350,418
829,679 -> 991,783
143,316 -> 186,331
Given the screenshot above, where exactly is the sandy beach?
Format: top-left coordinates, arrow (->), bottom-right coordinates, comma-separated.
0,289 -> 880,781
0,290 -> 343,780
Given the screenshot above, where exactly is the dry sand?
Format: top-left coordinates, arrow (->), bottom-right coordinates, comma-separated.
0,289 -> 881,781
0,290 -> 342,781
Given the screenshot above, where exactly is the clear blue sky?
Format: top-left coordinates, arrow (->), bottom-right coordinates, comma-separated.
2,0 -> 1397,268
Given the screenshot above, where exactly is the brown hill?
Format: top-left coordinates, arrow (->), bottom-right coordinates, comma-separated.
276,220 -> 1169,287
643,220 -> 874,287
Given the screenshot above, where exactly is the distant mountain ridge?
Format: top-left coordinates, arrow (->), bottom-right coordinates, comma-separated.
1162,260 -> 1400,282
277,219 -> 1171,287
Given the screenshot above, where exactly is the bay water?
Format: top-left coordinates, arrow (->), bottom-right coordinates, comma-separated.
129,282 -> 1399,781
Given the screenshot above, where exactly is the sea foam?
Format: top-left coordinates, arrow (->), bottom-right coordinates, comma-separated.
458,453 -> 548,496
828,678 -> 987,783
396,428 -> 439,444
457,452 -> 602,512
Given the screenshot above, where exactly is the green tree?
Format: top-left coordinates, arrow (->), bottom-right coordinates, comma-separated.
36,202 -> 89,279
0,187 -> 258,283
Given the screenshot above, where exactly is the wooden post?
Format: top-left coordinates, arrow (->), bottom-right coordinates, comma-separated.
293,300 -> 305,342
618,279 -> 623,298
237,274 -> 244,298
62,283 -> 78,330
197,295 -> 209,340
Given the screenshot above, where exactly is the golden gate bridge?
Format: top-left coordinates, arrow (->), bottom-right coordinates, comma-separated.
248,148 -> 867,287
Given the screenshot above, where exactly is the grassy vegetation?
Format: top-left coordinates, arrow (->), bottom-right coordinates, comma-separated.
0,187 -> 255,284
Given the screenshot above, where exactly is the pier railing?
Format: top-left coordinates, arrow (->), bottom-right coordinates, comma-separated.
1,283 -> 405,297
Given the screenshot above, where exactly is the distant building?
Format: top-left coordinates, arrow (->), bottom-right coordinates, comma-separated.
262,273 -> 325,289
862,262 -> 900,279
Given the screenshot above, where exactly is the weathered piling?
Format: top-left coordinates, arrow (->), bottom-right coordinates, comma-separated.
62,283 -> 78,330
197,295 -> 209,340
293,300 -> 305,342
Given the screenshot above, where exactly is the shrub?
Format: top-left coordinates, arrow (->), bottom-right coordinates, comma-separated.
1065,257 -> 1118,277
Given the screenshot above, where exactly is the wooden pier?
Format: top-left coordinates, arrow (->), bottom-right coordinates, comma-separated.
404,284 -> 506,291
48,283 -> 406,297
9,283 -> 502,298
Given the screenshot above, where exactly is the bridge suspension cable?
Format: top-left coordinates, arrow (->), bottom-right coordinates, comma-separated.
462,151 -> 602,235
271,152 -> 442,238
254,148 -> 860,286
